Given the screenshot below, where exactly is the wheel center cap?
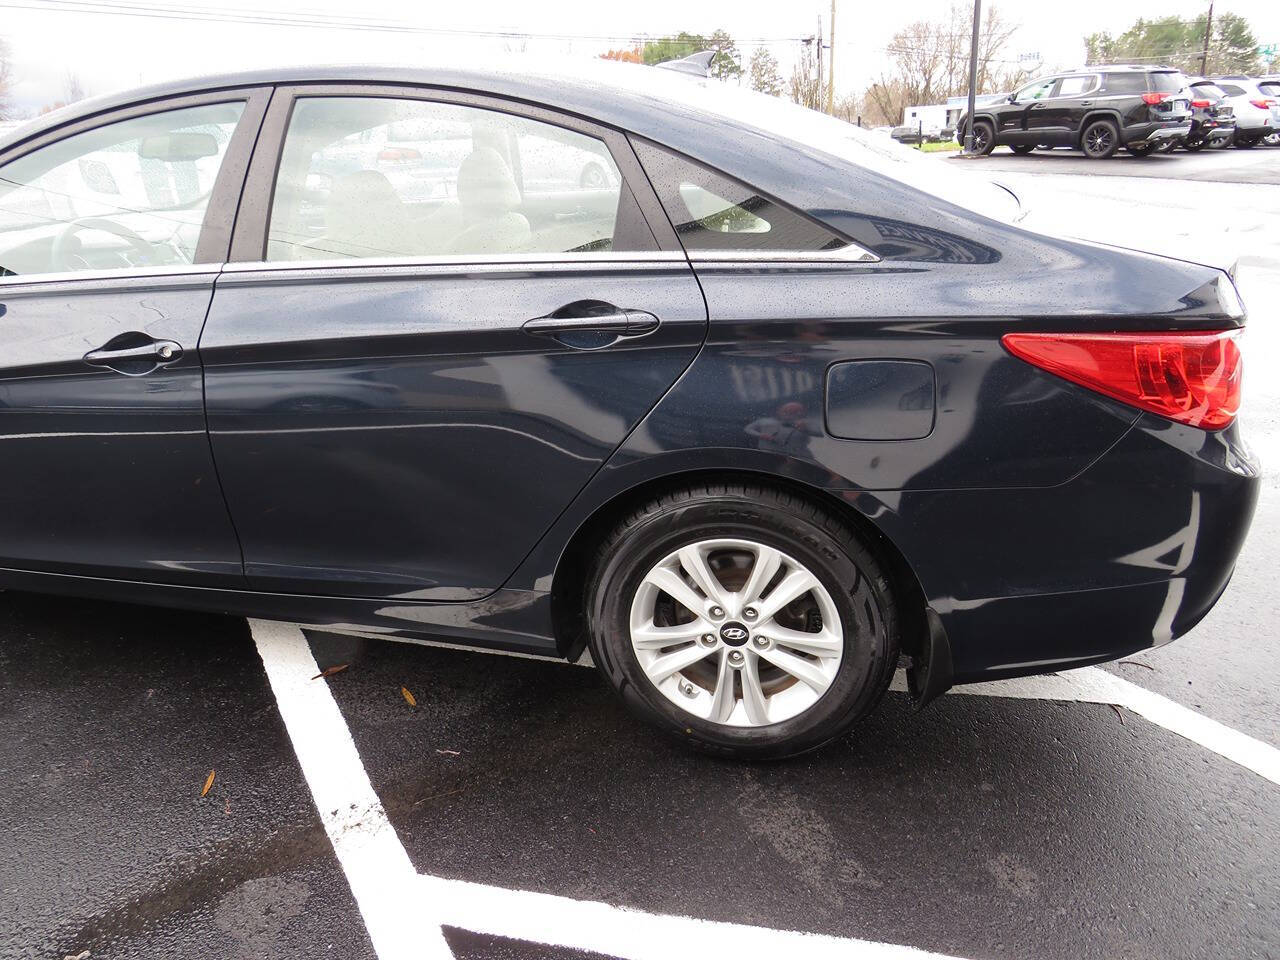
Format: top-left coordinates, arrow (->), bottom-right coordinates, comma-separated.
719,621 -> 749,647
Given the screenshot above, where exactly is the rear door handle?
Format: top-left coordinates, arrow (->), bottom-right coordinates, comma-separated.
83,333 -> 183,375
1080,100 -> 1094,106
523,302 -> 660,341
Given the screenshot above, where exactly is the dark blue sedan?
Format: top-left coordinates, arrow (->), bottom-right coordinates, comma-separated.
0,63 -> 1256,757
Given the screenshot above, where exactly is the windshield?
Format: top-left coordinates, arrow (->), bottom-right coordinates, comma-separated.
1193,84 -> 1227,100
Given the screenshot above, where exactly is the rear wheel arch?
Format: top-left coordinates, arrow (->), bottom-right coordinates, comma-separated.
548,468 -> 929,665
1078,110 -> 1123,140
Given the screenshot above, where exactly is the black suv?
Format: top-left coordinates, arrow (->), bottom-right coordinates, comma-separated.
958,66 -> 1192,158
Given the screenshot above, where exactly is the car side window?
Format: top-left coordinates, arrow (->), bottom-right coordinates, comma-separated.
265,97 -> 627,261
1055,76 -> 1094,97
631,139 -> 845,254
1103,74 -> 1148,94
0,102 -> 245,277
1217,83 -> 1246,96
1014,79 -> 1056,101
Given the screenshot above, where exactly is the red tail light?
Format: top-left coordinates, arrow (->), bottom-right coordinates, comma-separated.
1249,99 -> 1273,109
1002,331 -> 1242,430
1142,92 -> 1167,105
1191,98 -> 1211,108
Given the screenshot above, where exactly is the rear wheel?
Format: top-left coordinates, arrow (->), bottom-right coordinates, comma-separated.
1010,144 -> 1037,155
586,483 -> 899,759
1154,138 -> 1178,153
1183,137 -> 1205,152
1126,142 -> 1155,157
1081,119 -> 1119,159
1235,135 -> 1258,148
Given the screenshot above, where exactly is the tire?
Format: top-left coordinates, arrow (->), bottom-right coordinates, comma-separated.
1010,144 -> 1037,155
1154,139 -> 1178,153
1235,136 -> 1257,149
1126,143 -> 1155,157
1183,138 -> 1205,152
969,120 -> 995,155
1081,119 -> 1120,159
586,483 -> 900,759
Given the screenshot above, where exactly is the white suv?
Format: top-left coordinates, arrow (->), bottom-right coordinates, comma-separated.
1201,76 -> 1278,147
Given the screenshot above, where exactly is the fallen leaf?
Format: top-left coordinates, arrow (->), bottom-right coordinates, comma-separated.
311,663 -> 350,680
200,770 -> 216,797
401,686 -> 417,707
1108,704 -> 1126,725
435,748 -> 461,756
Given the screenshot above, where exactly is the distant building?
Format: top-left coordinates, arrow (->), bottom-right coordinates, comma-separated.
902,94 -> 1007,136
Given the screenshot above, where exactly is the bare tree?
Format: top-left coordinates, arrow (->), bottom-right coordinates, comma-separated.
64,70 -> 86,104
0,38 -> 13,121
864,4 -> 1031,127
789,40 -> 822,110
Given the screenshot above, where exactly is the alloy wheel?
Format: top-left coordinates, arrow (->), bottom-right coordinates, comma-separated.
1084,125 -> 1113,157
628,538 -> 843,727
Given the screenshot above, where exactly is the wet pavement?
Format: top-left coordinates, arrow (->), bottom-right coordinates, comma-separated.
3,161 -> 1279,960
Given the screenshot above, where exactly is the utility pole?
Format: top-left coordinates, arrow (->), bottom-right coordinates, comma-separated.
815,16 -> 823,111
962,0 -> 981,154
826,0 -> 837,115
1200,1 -> 1214,76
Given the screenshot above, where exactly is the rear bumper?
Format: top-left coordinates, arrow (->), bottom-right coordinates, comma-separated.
890,414 -> 1260,684
1127,121 -> 1192,144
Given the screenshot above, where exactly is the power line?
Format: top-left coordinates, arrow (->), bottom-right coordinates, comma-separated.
0,0 -> 810,45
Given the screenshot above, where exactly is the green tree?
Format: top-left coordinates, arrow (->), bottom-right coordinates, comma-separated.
748,47 -> 784,97
707,29 -> 742,81
1085,12 -> 1260,74
642,32 -> 706,66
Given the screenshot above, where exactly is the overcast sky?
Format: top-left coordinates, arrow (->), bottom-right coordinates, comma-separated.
4,0 -> 1279,116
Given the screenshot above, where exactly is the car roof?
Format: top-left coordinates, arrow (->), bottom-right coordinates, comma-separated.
2,60 -> 757,152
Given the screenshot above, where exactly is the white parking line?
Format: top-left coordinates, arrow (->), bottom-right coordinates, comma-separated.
890,668 -> 1280,786
252,619 -> 971,960
255,619 -> 1278,960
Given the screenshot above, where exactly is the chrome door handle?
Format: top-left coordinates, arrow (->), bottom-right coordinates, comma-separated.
83,334 -> 183,375
523,303 -> 660,340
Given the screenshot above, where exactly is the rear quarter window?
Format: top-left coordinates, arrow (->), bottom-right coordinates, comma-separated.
1103,73 -> 1148,94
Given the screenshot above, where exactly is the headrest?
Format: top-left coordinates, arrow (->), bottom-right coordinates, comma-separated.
457,147 -> 521,214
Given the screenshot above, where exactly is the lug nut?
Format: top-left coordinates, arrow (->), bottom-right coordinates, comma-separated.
743,607 -> 758,620
709,605 -> 725,619
700,633 -> 717,647
752,635 -> 769,649
728,650 -> 744,665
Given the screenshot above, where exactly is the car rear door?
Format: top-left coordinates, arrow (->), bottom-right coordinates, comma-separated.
201,86 -> 707,601
0,89 -> 268,585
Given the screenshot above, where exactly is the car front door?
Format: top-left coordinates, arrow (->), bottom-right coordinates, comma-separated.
999,79 -> 1057,143
1033,75 -> 1096,144
200,87 -> 708,600
0,91 -> 268,585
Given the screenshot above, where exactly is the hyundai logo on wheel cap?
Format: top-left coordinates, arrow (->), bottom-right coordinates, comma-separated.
719,622 -> 749,646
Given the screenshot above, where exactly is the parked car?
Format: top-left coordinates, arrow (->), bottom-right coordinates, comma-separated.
1168,78 -> 1238,151
1256,77 -> 1280,144
890,125 -> 923,144
957,65 -> 1192,158
1199,76 -> 1277,147
0,64 -> 1256,758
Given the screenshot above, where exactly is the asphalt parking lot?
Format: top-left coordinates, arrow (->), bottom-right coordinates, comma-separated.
957,141 -> 1280,184
3,157 -> 1279,960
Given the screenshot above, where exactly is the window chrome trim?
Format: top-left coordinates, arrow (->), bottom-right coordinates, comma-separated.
0,263 -> 222,289
688,243 -> 880,265
221,251 -> 689,275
